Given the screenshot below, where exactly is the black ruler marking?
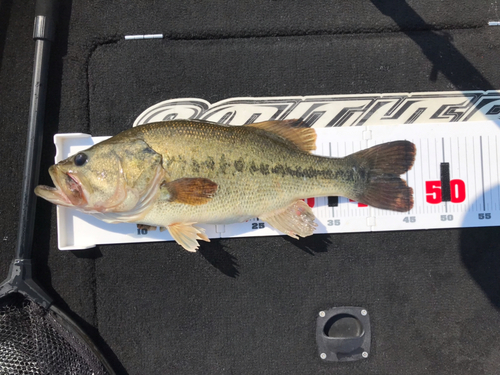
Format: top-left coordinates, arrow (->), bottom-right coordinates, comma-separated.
441,138 -> 449,212
465,139 -> 471,210
440,162 -> 451,202
495,136 -> 500,212
328,196 -> 339,207
420,139 -> 424,215
328,142 -> 336,217
480,136 -> 486,211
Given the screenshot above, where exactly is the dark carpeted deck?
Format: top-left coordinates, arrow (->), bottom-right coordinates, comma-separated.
1,1 -> 500,373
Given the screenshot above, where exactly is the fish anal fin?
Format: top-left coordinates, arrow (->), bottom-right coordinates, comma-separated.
162,178 -> 218,205
260,200 -> 318,239
167,222 -> 210,252
247,119 -> 317,152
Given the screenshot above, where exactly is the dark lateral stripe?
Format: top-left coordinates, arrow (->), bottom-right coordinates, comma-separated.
269,164 -> 350,180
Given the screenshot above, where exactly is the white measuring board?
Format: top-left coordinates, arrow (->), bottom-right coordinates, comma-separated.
52,121 -> 500,250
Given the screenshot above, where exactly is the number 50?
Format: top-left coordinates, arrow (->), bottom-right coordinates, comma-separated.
425,180 -> 466,204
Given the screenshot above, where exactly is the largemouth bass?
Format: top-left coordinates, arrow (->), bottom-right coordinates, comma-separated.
35,120 -> 416,251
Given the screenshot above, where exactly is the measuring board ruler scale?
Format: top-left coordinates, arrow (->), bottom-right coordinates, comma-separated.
52,121 -> 500,250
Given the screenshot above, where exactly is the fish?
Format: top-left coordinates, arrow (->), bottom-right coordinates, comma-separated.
35,119 -> 416,252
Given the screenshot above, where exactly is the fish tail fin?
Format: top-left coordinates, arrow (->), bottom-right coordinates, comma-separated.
346,140 -> 416,212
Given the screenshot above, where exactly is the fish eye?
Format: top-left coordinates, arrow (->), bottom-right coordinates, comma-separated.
74,153 -> 88,166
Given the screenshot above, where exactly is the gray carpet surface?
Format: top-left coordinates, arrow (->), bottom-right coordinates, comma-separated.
1,0 -> 500,374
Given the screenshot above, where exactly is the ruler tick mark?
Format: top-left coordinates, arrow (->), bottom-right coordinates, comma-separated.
441,138 -> 449,212
497,136 -> 500,209
440,163 -> 451,202
480,136 -> 486,211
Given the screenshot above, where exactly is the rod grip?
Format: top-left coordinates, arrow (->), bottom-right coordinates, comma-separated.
33,0 -> 59,41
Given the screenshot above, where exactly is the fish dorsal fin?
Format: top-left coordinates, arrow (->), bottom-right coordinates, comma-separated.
246,119 -> 317,152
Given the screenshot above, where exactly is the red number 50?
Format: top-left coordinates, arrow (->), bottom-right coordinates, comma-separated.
425,180 -> 466,204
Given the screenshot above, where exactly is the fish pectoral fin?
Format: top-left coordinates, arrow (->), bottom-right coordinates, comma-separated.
167,222 -> 210,252
260,200 -> 318,239
161,178 -> 218,205
246,119 -> 317,152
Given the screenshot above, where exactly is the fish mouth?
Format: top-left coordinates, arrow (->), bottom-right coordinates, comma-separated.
35,165 -> 87,207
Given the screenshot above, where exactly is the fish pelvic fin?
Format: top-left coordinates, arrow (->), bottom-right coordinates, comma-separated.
246,119 -> 317,152
347,140 -> 416,212
167,222 -> 210,252
260,200 -> 318,239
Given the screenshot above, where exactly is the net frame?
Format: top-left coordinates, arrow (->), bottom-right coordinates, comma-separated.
0,0 -> 117,373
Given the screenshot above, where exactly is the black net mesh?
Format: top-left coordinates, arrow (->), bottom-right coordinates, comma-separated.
0,294 -> 109,375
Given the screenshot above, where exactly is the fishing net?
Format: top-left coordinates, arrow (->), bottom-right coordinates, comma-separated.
0,294 -> 109,375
